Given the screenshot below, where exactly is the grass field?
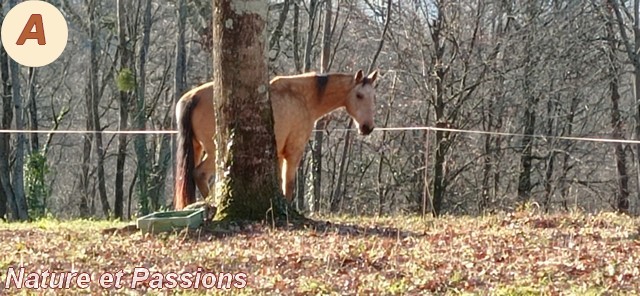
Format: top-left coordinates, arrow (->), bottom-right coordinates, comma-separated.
0,209 -> 639,295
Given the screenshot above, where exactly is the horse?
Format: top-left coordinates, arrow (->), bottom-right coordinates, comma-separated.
174,69 -> 379,210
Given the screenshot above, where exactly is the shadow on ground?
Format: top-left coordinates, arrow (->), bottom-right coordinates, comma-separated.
102,215 -> 426,241
192,215 -> 426,241
102,200 -> 426,239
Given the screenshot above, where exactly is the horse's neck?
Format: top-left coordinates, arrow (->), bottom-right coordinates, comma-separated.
306,74 -> 353,120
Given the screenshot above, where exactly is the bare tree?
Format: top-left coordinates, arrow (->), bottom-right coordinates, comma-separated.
26,68 -> 39,153
7,0 -> 29,221
133,0 -> 153,214
605,2 -> 630,213
0,0 -> 12,220
609,0 -> 640,210
114,0 -> 132,220
311,0 -> 333,213
87,0 -> 110,217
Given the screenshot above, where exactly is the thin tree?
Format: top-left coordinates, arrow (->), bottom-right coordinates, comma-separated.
609,0 -> 640,209
0,0 -> 13,220
605,4 -> 630,213
302,0 -> 320,212
87,0 -> 110,217
133,0 -> 153,215
311,0 -> 332,213
115,0 -> 133,220
170,0 -> 188,209
516,1 -> 540,204
8,0 -> 29,221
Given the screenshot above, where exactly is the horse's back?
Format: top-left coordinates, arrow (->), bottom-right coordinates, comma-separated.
179,82 -> 216,144
179,81 -> 214,104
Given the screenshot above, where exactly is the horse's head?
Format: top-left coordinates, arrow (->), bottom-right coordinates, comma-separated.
346,69 -> 378,136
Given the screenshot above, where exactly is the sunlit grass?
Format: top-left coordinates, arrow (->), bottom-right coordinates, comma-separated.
0,208 -> 638,295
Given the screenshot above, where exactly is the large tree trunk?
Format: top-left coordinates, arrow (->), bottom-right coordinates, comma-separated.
211,0 -> 295,221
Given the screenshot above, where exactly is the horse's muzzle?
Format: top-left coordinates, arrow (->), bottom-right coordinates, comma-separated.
359,124 -> 374,135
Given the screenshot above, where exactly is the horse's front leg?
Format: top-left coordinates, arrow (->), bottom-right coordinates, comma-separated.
282,152 -> 303,203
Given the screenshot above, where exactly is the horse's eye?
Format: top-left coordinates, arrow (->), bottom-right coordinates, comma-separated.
356,93 -> 363,100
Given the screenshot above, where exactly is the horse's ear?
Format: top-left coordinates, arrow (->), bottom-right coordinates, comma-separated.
354,70 -> 364,84
367,70 -> 378,83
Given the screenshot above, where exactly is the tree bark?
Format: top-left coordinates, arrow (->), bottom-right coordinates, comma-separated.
0,1 -> 12,220
9,0 -> 28,221
300,0 -> 319,212
517,2 -> 539,204
303,0 -> 319,73
311,0 -> 332,213
134,0 -> 153,215
114,0 -> 131,220
27,67 -> 39,153
211,0 -> 297,221
607,0 -> 637,209
430,7 -> 447,217
87,0 -> 110,218
78,127 -> 92,217
170,0 -> 187,209
606,13 -> 630,213
542,97 -> 557,212
175,0 -> 187,100
633,0 -> 640,207
292,1 -> 301,73
269,0 -> 290,59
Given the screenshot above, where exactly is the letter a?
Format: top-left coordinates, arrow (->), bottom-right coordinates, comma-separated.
16,14 -> 46,45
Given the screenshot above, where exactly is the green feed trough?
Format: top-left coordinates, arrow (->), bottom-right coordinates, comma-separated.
136,208 -> 205,234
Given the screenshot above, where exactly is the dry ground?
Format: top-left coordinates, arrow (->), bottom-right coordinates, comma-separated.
0,209 -> 639,295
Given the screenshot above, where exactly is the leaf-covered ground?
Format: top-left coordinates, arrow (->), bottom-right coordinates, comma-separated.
0,210 -> 639,295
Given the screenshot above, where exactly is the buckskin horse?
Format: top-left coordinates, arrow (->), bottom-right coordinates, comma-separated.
174,70 -> 379,210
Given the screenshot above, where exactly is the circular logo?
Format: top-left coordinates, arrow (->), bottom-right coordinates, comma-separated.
1,0 -> 68,67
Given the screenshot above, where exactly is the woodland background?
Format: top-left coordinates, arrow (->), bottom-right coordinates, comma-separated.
1,0 -> 640,221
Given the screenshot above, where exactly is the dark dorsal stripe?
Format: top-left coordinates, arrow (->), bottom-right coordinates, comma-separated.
362,77 -> 371,85
316,74 -> 329,98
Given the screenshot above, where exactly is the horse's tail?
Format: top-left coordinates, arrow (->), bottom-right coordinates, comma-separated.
174,95 -> 200,210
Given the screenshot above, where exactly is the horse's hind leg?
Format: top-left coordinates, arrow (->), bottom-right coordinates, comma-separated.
194,140 -> 216,200
191,139 -> 206,197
